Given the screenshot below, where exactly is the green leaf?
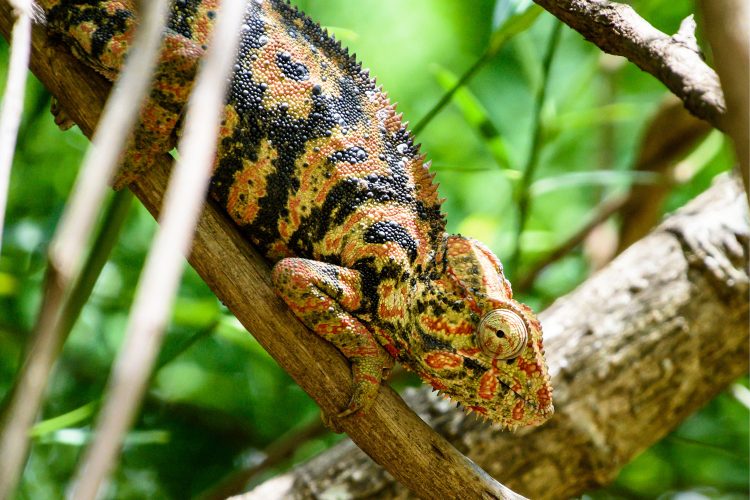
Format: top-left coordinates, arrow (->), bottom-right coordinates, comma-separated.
530,170 -> 663,196
432,64 -> 517,173
547,103 -> 640,135
490,0 -> 544,53
30,402 -> 99,438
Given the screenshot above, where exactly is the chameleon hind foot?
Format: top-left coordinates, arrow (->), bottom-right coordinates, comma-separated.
336,349 -> 394,419
51,97 -> 75,131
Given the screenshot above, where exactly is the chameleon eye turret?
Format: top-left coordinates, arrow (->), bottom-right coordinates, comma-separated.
478,309 -> 528,360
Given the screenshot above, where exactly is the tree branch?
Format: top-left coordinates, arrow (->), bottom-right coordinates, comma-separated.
698,0 -> 750,203
532,0 -> 727,130
245,174 -> 749,499
0,3 -> 522,499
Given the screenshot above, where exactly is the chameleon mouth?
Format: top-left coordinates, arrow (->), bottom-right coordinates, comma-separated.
431,375 -> 553,428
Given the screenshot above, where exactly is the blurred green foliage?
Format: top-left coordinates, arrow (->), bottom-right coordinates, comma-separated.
0,0 -> 746,498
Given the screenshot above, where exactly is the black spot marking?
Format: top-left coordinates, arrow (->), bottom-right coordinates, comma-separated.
168,0 -> 203,40
463,358 -> 488,373
276,52 -> 310,81
364,221 -> 418,262
420,332 -> 454,352
329,146 -> 368,164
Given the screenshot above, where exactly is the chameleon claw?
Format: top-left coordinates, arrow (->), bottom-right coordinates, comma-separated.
320,353 -> 394,432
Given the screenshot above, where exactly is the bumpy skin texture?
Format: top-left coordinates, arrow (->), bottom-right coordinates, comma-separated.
45,0 -> 553,428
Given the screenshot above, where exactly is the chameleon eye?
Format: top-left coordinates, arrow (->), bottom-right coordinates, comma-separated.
478,309 -> 528,360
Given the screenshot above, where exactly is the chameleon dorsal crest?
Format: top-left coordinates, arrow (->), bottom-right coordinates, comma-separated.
45,0 -> 553,428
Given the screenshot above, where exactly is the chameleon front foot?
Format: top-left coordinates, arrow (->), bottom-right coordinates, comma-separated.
320,348 -> 394,433
272,258 -> 396,426
337,348 -> 395,418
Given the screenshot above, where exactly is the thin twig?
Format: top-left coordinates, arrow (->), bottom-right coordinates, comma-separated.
509,21 -> 563,271
0,191 -> 132,496
515,192 -> 628,291
412,50 -> 492,135
532,0 -> 726,129
67,2 -> 247,497
0,0 -> 33,252
0,1 -> 170,495
27,318 -> 218,439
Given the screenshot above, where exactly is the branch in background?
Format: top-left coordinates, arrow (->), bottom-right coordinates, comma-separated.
532,0 -> 726,130
698,0 -> 750,204
516,192 -> 627,292
0,5 -> 524,500
516,95 -> 711,291
616,96 -> 712,253
198,418 -> 328,500
246,175 -> 749,499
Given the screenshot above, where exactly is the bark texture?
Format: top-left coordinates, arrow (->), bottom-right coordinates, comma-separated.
245,174 -> 750,499
532,0 -> 727,130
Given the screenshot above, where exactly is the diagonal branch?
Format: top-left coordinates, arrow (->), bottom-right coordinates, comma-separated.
532,0 -> 727,130
0,4 -> 521,499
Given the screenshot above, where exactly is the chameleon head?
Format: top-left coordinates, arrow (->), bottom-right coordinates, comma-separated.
412,235 -> 553,428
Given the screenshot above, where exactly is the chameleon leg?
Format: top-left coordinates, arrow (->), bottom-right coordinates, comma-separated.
45,1 -> 205,188
272,258 -> 394,419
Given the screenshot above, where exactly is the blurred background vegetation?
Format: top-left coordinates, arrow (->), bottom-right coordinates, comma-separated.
0,0 -> 747,498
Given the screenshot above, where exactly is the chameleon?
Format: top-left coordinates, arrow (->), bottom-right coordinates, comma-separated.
43,0 -> 553,428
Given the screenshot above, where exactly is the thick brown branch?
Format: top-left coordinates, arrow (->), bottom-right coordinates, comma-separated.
248,174 -> 749,499
532,0 -> 727,130
0,3 -> 521,499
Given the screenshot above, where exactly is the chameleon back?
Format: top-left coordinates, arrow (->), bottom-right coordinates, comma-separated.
45,0 -> 553,428
211,1 -> 445,273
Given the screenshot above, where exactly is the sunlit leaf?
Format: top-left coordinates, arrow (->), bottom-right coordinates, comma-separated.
530,170 -> 663,196
30,402 -> 99,438
547,102 -> 640,135
432,64 -> 517,173
491,0 -> 544,53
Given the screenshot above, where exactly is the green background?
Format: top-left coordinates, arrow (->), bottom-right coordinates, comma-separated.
0,0 -> 747,498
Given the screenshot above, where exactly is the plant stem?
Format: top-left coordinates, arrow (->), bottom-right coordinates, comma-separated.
413,50 -> 493,136
509,21 -> 563,273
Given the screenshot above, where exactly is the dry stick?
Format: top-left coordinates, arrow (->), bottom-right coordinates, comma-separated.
698,0 -> 750,204
0,1 -> 170,496
67,2 -> 247,498
0,7 -> 526,500
531,0 -> 727,130
0,0 -> 33,252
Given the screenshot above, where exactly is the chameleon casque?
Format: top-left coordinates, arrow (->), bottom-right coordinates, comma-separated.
44,0 -> 553,428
